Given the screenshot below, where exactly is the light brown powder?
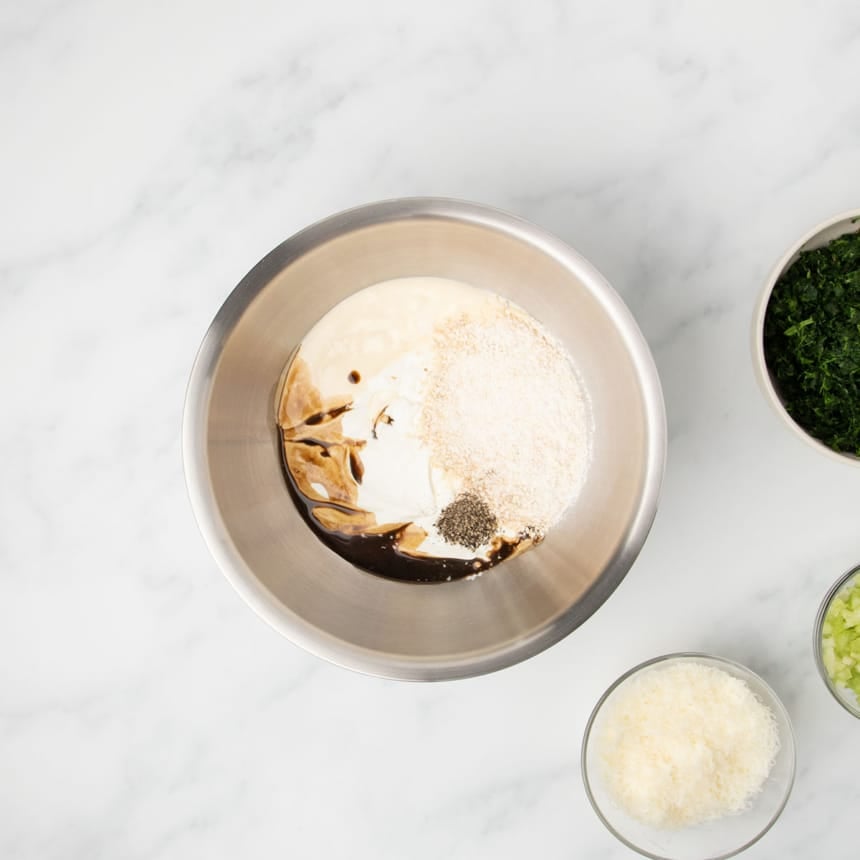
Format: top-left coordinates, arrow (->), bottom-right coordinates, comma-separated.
419,300 -> 590,534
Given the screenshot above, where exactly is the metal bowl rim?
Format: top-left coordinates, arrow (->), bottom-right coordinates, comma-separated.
182,196 -> 667,680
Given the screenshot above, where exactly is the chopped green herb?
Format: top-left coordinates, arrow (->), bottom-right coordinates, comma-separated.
764,229 -> 860,454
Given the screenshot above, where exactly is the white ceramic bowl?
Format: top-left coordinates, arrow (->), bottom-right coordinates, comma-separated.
582,653 -> 796,860
752,209 -> 860,465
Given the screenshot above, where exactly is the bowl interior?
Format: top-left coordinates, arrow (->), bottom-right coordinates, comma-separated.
186,201 -> 665,679
582,654 -> 796,860
754,210 -> 860,464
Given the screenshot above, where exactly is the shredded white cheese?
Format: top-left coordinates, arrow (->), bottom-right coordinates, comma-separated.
597,662 -> 780,829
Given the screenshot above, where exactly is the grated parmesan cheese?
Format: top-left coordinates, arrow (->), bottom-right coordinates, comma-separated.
597,662 -> 780,829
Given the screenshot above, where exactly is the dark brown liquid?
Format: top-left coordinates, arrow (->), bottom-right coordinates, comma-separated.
348,450 -> 364,484
281,445 -> 524,583
277,354 -> 532,583
304,403 -> 352,426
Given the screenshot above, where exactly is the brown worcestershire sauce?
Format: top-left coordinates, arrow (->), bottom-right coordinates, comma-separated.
280,444 -> 523,583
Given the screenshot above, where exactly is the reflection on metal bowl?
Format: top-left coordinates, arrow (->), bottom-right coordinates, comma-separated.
182,198 -> 666,680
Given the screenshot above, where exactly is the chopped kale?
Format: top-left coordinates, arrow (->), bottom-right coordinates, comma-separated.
763,229 -> 860,454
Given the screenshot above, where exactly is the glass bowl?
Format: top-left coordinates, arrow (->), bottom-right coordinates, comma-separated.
581,653 -> 796,860
814,564 -> 860,718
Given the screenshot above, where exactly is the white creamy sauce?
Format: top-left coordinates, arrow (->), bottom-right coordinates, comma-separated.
288,276 -> 591,562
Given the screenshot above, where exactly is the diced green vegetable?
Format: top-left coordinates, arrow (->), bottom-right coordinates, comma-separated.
821,573 -> 860,703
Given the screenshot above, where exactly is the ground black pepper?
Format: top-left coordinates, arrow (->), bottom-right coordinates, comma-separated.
435,492 -> 498,550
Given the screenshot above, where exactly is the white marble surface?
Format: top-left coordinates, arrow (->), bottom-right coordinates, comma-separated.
3,1 -> 860,857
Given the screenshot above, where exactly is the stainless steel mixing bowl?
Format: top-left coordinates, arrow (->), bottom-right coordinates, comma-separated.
183,198 -> 666,680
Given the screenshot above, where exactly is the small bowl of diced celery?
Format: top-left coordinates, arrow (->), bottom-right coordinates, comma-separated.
815,564 -> 860,718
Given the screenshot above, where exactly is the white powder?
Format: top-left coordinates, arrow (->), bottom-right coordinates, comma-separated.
420,300 -> 590,534
597,663 -> 780,829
